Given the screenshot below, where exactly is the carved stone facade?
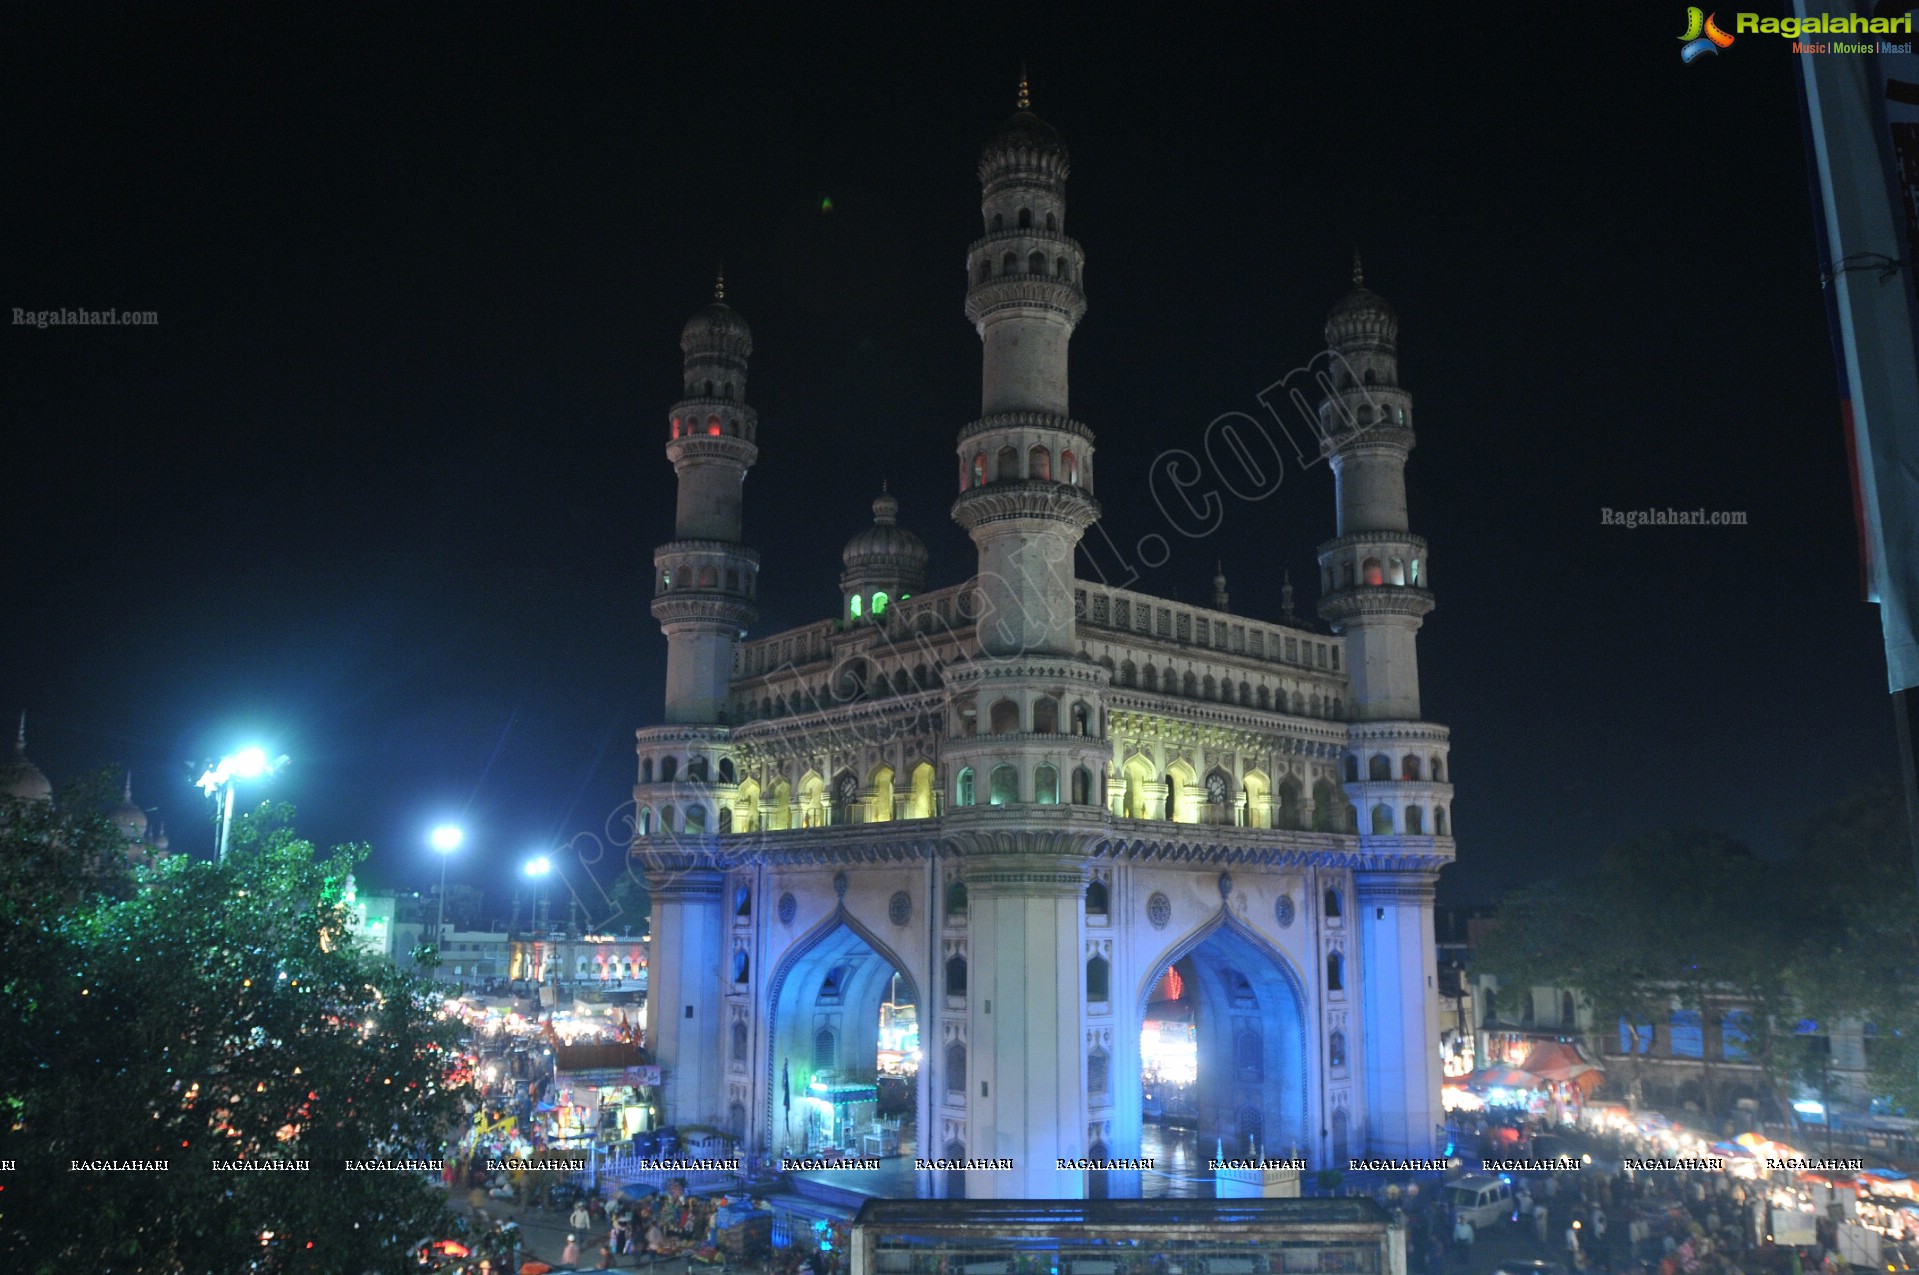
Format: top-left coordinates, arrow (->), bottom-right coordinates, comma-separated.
633,88 -> 1455,1200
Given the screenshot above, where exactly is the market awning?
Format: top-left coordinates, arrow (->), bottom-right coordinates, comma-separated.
1466,1065 -> 1543,1089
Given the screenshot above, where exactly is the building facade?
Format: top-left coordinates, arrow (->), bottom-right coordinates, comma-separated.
632,91 -> 1456,1199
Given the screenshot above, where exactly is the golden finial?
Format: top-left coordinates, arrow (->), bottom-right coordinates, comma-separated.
1352,247 -> 1364,287
714,263 -> 726,303
1017,67 -> 1030,112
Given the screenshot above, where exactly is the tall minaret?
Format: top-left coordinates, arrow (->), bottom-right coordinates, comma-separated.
951,74 -> 1099,656
638,277 -> 761,1136
941,79 -> 1112,1203
651,273 -> 761,723
1315,254 -> 1452,1160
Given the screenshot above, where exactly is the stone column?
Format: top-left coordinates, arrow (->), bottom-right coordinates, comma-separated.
645,865 -> 726,1130
964,855 -> 1086,1198
1354,870 -> 1442,1157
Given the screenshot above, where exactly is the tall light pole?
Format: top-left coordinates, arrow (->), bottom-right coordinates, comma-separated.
194,747 -> 285,864
524,855 -> 552,982
429,825 -> 464,962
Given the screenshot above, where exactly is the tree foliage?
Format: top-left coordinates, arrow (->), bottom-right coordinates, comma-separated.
0,787 -> 474,1274
1473,785 -> 1917,1119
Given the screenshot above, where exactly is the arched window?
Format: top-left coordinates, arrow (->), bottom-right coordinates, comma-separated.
1085,880 -> 1108,915
1343,755 -> 1359,783
972,452 -> 987,487
1402,755 -> 1423,781
1368,754 -> 1390,782
1326,951 -> 1344,992
1404,805 -> 1424,835
1046,211 -> 1058,231
946,1042 -> 966,1093
1238,680 -> 1252,705
1071,766 -> 1094,805
989,698 -> 1020,734
1363,368 -> 1376,385
945,880 -> 968,918
1027,445 -> 1051,480
996,445 -> 1020,481
1182,671 -> 1198,697
1027,250 -> 1046,275
1432,756 -> 1446,783
991,212 -> 1004,231
1088,1049 -> 1109,1095
1435,806 -> 1449,836
1034,765 -> 1059,805
660,804 -> 677,832
732,950 -> 750,983
1061,449 -> 1078,484
735,884 -> 751,917
688,755 -> 709,782
1001,251 -> 1017,275
1018,206 -> 1032,228
637,806 -> 652,836
684,805 -> 707,833
1562,991 -> 1577,1026
814,1027 -> 836,1070
1292,691 -> 1305,714
719,757 -> 736,783
1202,674 -> 1217,700
1362,557 -> 1384,587
1256,686 -> 1271,710
1235,1028 -> 1263,1080
1324,888 -> 1343,918
1329,1029 -> 1347,1068
1371,803 -> 1394,835
1055,255 -> 1069,278
640,758 -> 654,784
955,768 -> 975,807
1070,701 -> 1090,735
976,259 -> 991,283
731,1020 -> 748,1061
946,954 -> 968,996
661,755 -> 680,782
1142,664 -> 1159,692
1086,955 -> 1109,1001
989,765 -> 1019,806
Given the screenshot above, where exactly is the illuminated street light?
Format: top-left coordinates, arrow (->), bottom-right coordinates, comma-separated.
429,825 -> 464,957
194,748 -> 288,864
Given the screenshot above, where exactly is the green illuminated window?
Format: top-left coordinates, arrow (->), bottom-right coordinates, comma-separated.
850,595 -> 862,619
872,591 -> 888,616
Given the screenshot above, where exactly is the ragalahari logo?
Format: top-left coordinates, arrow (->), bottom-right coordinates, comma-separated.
1679,8 -> 1736,62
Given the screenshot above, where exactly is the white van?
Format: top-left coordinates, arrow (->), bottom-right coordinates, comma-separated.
1443,1175 -> 1515,1229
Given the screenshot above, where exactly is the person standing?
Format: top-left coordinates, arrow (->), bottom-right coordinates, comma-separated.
1535,1203 -> 1551,1245
1454,1211 -> 1476,1270
563,1234 -> 582,1267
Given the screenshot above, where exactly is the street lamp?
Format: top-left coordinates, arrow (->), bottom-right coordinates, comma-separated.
194,748 -> 287,864
429,824 -> 464,960
524,855 -> 552,982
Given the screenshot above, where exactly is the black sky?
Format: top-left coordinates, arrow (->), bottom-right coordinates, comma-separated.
2,5 -> 1897,908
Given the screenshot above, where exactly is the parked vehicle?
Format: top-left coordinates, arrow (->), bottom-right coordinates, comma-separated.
1442,1175 -> 1516,1229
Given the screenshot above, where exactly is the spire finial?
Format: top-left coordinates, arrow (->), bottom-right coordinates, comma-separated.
1352,246 -> 1364,287
14,710 -> 23,755
1282,570 -> 1296,619
714,263 -> 726,303
881,478 -> 889,493
1017,66 -> 1030,112
123,769 -> 133,801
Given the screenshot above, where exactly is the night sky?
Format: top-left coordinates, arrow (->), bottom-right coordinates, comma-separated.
3,7 -> 1897,909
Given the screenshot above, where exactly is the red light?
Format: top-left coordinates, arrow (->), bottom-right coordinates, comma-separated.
707,422 -> 721,436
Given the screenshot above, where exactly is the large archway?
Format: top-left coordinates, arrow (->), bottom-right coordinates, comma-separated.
1136,916 -> 1308,1189
763,915 -> 919,1160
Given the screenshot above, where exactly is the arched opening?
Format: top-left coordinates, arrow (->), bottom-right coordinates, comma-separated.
798,773 -> 825,828
868,765 -> 895,823
1181,671 -> 1198,698
1404,805 -> 1424,835
660,755 -> 680,782
1071,765 -> 1094,806
945,880 -> 968,920
1046,211 -> 1058,231
1326,951 -> 1344,992
995,445 -> 1020,481
1034,764 -> 1060,805
1432,756 -> 1446,783
906,762 -> 936,819
1371,803 -> 1394,835
1329,1030 -> 1347,1069
971,452 -> 987,487
1276,779 -> 1301,831
732,1020 -> 749,1061
733,949 -> 750,983
1324,888 -> 1343,919
991,212 -> 1003,231
1368,753 -> 1391,782
1061,449 -> 1078,484
764,920 -> 919,1159
1018,206 -> 1032,229
943,1140 -> 967,1199
1139,920 -> 1309,1167
1256,686 -> 1271,710
945,954 -> 967,996
684,804 -> 707,834
988,698 -> 1020,735
988,764 -> 1019,806
640,758 -> 654,784
1123,756 -> 1157,820
1086,955 -> 1110,1002
734,779 -> 761,833
1118,660 -> 1136,688
1165,761 -> 1199,824
718,807 -> 733,833
946,1042 -> 966,1094
1311,780 -> 1337,831
718,757 -> 736,783
1362,557 -> 1384,587
1401,755 -> 1423,781
1434,806 -> 1449,836
637,806 -> 652,836
1086,880 -> 1109,915
1070,701 -> 1090,735
1242,770 -> 1270,829
976,260 -> 991,283
688,755 -> 710,782
1028,444 -> 1051,480
955,767 -> 975,807
1001,251 -> 1017,276
1142,664 -> 1159,692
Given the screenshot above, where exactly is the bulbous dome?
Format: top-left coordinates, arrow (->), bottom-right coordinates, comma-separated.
107,772 -> 148,841
981,110 -> 1068,171
1326,254 -> 1398,348
1,713 -> 52,803
843,488 -> 929,573
681,300 -> 752,348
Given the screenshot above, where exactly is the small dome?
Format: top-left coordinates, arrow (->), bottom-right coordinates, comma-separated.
151,821 -> 170,853
843,487 -> 929,572
980,81 -> 1068,181
682,300 -> 752,346
1326,253 -> 1398,348
1,712 -> 52,804
107,771 -> 148,841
